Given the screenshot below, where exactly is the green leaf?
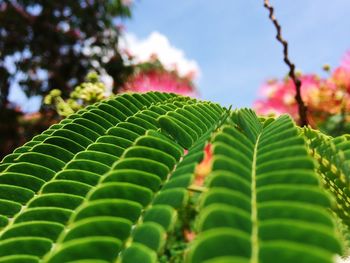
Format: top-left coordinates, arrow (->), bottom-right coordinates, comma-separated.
132,222 -> 166,252
121,243 -> 157,263
188,112 -> 341,262
0,93 -> 342,262
45,237 -> 121,263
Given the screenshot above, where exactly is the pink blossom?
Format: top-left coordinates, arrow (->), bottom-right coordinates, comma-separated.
121,0 -> 133,7
255,73 -> 344,124
121,69 -> 197,97
340,50 -> 350,71
332,67 -> 350,91
331,51 -> 350,91
255,79 -> 298,119
193,143 -> 212,187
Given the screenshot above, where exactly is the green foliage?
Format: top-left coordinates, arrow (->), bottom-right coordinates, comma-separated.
44,72 -> 108,117
0,92 -> 348,262
0,1 -> 131,103
0,0 -> 134,158
304,128 -> 350,250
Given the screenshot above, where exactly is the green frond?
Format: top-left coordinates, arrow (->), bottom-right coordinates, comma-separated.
0,92 -> 344,262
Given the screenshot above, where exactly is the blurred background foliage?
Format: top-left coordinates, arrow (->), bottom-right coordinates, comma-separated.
0,0 -> 197,158
0,0 -> 132,157
1,0 -> 350,159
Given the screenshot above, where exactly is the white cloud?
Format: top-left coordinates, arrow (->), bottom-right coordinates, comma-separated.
119,31 -> 200,79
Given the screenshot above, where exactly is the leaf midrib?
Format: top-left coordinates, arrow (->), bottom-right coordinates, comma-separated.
251,133 -> 261,263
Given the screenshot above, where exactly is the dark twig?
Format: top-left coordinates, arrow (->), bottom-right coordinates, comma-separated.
263,0 -> 308,126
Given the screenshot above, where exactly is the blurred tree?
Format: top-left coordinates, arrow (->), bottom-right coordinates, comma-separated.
0,0 -> 133,158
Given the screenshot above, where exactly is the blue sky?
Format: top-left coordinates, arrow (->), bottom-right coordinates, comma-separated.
8,1 -> 350,112
124,0 -> 350,108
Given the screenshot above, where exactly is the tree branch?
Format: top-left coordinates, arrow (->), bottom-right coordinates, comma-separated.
263,0 -> 308,126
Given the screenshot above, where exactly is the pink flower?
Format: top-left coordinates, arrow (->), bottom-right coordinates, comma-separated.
121,69 -> 197,97
331,51 -> 350,91
184,230 -> 196,242
254,50 -> 350,127
332,67 -> 350,91
255,79 -> 298,119
340,50 -> 350,71
255,73 -> 344,124
193,143 -> 212,187
121,0 -> 133,7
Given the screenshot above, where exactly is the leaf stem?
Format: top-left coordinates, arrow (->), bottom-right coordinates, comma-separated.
251,134 -> 261,263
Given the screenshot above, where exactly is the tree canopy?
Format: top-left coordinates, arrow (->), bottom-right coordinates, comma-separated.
0,0 -> 133,157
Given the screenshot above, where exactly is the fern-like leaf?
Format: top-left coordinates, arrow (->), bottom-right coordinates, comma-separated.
0,93 -> 343,262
